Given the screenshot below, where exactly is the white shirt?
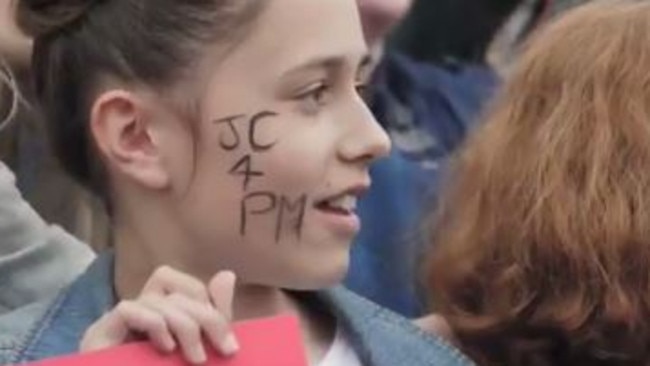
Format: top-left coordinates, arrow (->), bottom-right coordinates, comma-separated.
318,325 -> 363,366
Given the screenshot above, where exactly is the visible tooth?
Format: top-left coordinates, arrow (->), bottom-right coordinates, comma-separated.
342,195 -> 357,211
327,195 -> 357,212
328,196 -> 344,209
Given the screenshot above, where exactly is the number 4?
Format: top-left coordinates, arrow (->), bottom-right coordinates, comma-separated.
229,155 -> 264,190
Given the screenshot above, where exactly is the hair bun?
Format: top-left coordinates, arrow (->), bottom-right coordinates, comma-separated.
16,0 -> 97,38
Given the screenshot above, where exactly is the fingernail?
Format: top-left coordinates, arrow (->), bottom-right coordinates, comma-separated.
221,334 -> 240,356
192,347 -> 207,365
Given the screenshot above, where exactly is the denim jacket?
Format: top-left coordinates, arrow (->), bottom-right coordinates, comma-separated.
0,252 -> 473,366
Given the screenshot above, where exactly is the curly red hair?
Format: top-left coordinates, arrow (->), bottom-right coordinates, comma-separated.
427,2 -> 650,365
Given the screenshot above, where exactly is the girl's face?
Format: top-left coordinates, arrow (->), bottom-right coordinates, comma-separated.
154,0 -> 390,289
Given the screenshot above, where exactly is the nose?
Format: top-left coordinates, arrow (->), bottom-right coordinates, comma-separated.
337,96 -> 391,165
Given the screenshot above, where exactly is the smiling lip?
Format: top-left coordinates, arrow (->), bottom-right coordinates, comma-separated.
314,208 -> 361,236
313,184 -> 369,236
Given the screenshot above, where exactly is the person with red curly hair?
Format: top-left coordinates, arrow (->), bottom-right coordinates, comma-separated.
422,1 -> 650,365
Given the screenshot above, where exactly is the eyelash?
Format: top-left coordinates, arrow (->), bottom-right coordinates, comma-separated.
295,81 -> 369,114
297,82 -> 330,114
302,83 -> 329,102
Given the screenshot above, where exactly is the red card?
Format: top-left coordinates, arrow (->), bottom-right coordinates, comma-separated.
25,315 -> 308,366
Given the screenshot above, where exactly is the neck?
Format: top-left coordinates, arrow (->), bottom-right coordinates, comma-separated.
112,213 -> 296,318
112,207 -> 335,365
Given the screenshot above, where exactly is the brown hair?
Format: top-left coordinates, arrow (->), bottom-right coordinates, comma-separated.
15,0 -> 265,201
427,1 -> 650,365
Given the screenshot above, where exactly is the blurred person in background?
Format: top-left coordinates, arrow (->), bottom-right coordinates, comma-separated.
347,0 -> 546,317
0,0 -> 109,249
0,21 -> 93,316
422,2 -> 650,365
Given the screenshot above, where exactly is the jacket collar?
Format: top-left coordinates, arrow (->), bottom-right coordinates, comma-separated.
318,287 -> 474,366
21,252 -> 473,366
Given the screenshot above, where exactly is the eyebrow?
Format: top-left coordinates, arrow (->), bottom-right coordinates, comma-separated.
281,53 -> 373,78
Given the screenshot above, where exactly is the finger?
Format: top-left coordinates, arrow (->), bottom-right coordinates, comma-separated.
208,271 -> 236,321
141,266 -> 210,302
166,293 -> 239,356
80,301 -> 176,354
140,296 -> 207,365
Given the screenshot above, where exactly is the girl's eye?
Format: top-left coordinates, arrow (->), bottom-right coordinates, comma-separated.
296,82 -> 330,115
305,84 -> 329,104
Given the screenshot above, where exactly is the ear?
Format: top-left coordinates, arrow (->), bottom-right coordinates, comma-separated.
90,90 -> 170,190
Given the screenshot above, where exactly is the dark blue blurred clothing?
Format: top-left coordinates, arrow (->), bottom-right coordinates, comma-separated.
344,52 -> 499,317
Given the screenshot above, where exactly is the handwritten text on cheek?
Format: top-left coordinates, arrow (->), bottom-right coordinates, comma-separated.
213,111 -> 308,242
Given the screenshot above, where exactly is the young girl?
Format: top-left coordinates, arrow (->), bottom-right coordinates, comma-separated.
423,1 -> 650,365
0,0 -> 471,365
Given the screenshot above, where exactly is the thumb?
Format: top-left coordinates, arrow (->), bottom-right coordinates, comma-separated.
208,271 -> 236,321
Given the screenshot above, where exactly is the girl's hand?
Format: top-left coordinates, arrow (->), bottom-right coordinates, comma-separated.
79,266 -> 239,365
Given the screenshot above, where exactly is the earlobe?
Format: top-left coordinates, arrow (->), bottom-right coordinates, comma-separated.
90,90 -> 171,190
